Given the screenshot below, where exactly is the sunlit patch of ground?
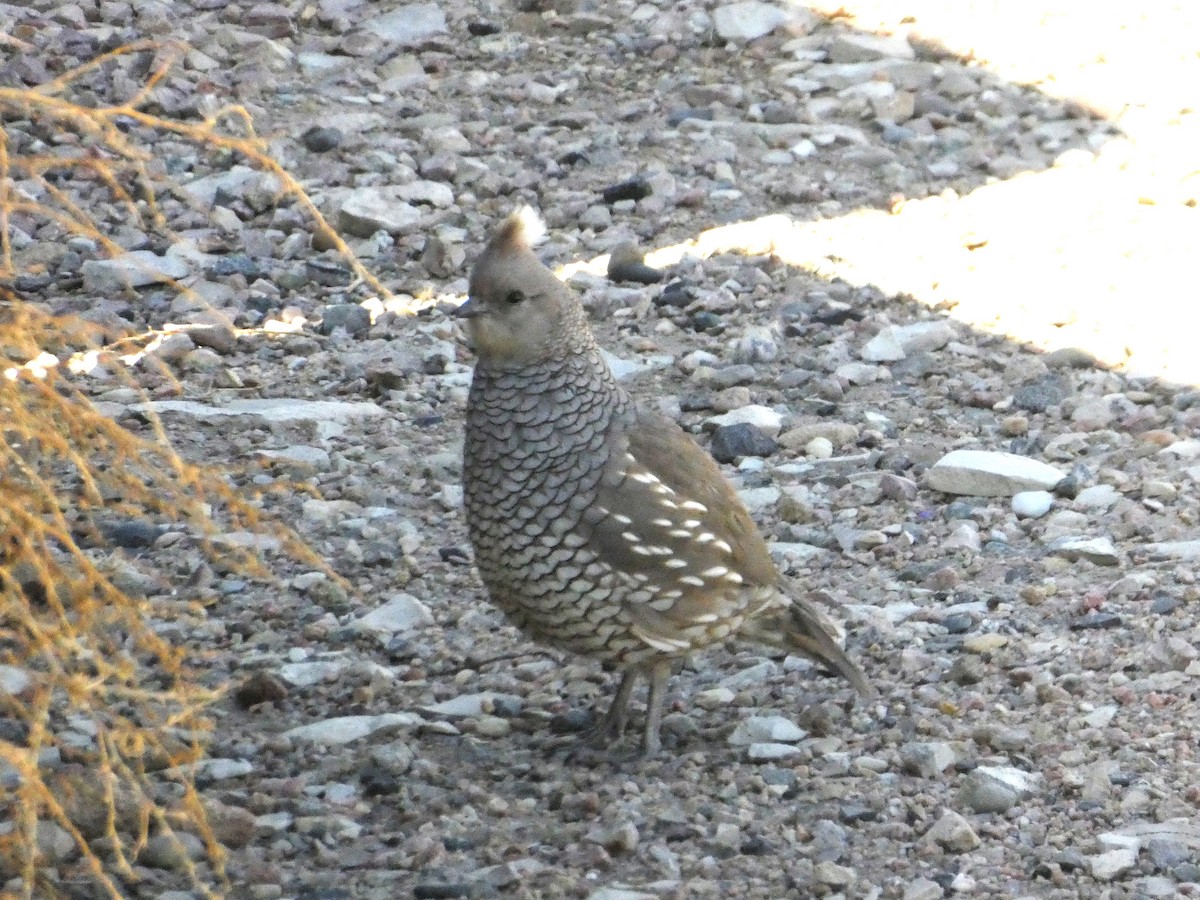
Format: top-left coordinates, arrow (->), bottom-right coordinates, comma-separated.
572,2 -> 1200,383
787,1 -> 1200,382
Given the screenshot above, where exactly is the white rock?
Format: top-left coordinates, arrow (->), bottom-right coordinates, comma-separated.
834,361 -> 886,384
878,602 -> 921,624
719,660 -> 778,689
1160,439 -> 1200,459
860,329 -> 905,362
1083,705 -> 1118,728
256,812 -> 294,831
197,758 -> 254,780
338,189 -> 423,237
1145,540 -> 1200,561
422,692 -> 522,717
81,251 -> 191,292
900,742 -> 957,778
439,484 -> 464,510
827,31 -> 916,63
600,349 -> 671,381
806,436 -> 834,459
730,325 -> 779,364
1100,821 -> 1200,852
1042,509 -> 1090,539
0,665 -> 32,695
712,1 -> 788,41
1012,490 -> 1053,518
903,877 -> 945,900
297,52 -> 349,77
738,486 -> 781,511
352,593 -> 433,635
394,180 -> 454,208
768,542 -> 831,565
364,3 -> 447,45
746,742 -> 803,760
180,165 -> 259,205
924,809 -> 981,852
587,889 -> 657,900
278,660 -> 349,687
210,532 -> 282,552
1089,847 -> 1137,881
253,446 -> 331,471
729,715 -> 807,745
926,450 -> 1065,496
893,321 -> 955,353
974,765 -> 1042,798
944,522 -> 981,552
283,713 -> 419,745
704,405 -> 782,437
132,398 -> 388,440
1075,484 -> 1120,509
1050,536 -> 1121,566
694,687 -> 736,709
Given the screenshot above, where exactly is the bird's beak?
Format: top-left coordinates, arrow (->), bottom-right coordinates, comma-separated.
454,298 -> 484,319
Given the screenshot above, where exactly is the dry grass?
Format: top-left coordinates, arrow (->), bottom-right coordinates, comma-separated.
0,40 -> 372,898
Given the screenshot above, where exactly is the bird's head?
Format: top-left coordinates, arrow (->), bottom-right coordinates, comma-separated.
456,207 -> 589,367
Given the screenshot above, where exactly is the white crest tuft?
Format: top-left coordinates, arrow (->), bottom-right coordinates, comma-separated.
493,205 -> 547,252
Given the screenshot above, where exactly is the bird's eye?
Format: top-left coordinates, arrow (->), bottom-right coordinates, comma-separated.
506,290 -> 525,305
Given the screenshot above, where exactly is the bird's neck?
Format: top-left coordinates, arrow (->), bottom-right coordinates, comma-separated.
473,338 -> 618,399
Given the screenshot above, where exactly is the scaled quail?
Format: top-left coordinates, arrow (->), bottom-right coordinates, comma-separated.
458,208 -> 872,755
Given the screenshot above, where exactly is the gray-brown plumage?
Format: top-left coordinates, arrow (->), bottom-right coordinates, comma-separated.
458,208 -> 872,755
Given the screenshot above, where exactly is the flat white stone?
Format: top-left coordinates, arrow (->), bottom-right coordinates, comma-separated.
746,741 -> 803,760
768,542 -> 831,565
81,251 -> 190,291
1089,847 -> 1137,881
1075,484 -> 1120,509
283,713 -> 419,745
338,189 -> 423,236
197,758 -> 254,780
860,329 -> 905,362
719,660 -> 778,689
254,446 -> 332,470
422,692 -> 522,717
1101,820 -> 1200,852
394,180 -> 454,208
738,486 -> 781,511
364,3 -> 447,45
974,765 -> 1042,797
1145,540 -> 1200,560
132,398 -> 387,440
600,349 -> 671,381
352,593 -> 433,635
278,660 -> 349,687
0,665 -> 32,696
827,31 -> 916,63
729,715 -> 807,745
586,889 -> 658,900
1050,536 -> 1120,566
926,449 -> 1065,496
705,405 -> 783,436
712,1 -> 787,41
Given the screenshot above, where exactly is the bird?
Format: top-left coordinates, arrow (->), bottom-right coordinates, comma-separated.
456,207 -> 873,755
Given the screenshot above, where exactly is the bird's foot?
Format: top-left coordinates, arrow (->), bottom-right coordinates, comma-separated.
580,702 -> 628,749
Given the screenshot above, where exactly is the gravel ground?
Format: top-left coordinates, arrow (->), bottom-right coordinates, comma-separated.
3,0 -> 1200,898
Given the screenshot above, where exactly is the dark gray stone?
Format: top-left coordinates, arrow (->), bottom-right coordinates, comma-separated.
710,423 -> 778,462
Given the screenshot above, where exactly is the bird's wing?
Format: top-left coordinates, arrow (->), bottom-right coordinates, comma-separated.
577,406 -> 780,646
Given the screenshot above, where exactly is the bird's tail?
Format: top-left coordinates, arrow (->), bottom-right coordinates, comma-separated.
741,596 -> 874,698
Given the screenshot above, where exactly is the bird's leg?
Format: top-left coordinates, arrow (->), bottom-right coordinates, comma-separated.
640,660 -> 672,757
584,668 -> 638,747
